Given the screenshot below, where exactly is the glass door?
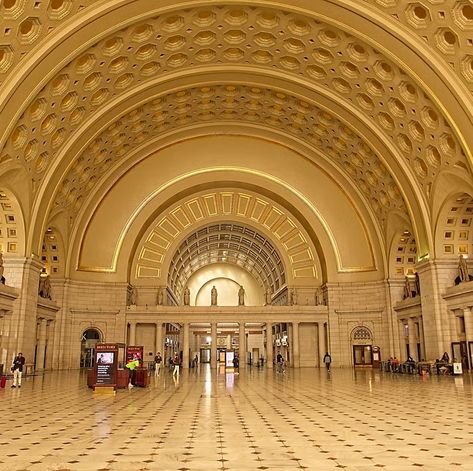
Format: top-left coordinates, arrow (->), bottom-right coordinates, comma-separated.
353,345 -> 373,367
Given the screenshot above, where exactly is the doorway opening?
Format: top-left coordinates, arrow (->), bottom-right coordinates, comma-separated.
353,345 -> 373,366
80,328 -> 101,368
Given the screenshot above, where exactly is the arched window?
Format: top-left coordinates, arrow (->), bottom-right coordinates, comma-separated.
352,326 -> 372,341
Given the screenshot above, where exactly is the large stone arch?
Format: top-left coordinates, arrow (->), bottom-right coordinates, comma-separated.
1,1 -> 469,262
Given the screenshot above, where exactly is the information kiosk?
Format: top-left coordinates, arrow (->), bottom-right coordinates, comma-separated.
94,343 -> 118,392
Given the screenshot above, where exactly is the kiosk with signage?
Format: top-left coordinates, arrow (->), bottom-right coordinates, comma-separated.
87,343 -> 129,390
94,343 -> 118,392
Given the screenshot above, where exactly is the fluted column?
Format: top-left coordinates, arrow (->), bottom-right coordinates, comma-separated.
35,318 -> 48,371
129,322 -> 136,345
265,322 -> 273,368
292,321 -> 300,368
407,317 -> 417,360
239,321 -> 246,369
211,322 -> 217,369
318,322 -> 326,368
183,323 -> 190,369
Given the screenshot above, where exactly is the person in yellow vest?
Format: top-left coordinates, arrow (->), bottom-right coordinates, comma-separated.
125,355 -> 140,389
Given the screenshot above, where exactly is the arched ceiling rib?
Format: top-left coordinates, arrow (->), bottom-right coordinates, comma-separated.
168,223 -> 286,300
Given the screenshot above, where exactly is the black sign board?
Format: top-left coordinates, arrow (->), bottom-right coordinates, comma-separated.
94,343 -> 118,388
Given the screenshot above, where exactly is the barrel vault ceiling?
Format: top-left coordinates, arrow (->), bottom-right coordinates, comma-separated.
0,0 -> 472,278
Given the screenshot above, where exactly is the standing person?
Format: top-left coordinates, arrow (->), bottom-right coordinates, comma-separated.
154,352 -> 162,377
323,352 -> 332,372
11,352 -> 25,388
172,353 -> 180,377
276,351 -> 284,373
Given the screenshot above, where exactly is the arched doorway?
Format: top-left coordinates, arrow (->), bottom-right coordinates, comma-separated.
351,326 -> 374,367
80,328 -> 101,368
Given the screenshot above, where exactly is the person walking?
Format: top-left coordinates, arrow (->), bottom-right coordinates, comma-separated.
154,352 -> 162,377
323,352 -> 332,372
172,353 -> 180,377
11,353 -> 25,388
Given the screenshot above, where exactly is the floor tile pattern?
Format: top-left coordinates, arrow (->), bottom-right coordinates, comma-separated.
0,367 -> 472,470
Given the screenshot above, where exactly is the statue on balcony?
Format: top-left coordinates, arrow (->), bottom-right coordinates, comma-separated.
157,287 -> 164,305
211,286 -> 217,306
128,286 -> 137,306
414,272 -> 420,296
403,276 -> 412,300
39,275 -> 52,300
458,255 -> 470,283
238,285 -> 245,306
183,286 -> 190,306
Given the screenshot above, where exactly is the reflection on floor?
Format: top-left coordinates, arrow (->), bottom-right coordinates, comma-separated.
1,365 -> 472,470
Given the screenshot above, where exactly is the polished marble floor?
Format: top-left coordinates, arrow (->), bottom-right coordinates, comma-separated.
0,366 -> 472,471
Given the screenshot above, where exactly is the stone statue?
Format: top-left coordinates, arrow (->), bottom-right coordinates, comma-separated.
265,287 -> 272,306
128,286 -> 137,306
0,252 -> 4,284
414,272 -> 420,296
403,276 -> 412,300
38,275 -> 52,300
157,287 -> 164,305
458,255 -> 469,283
238,285 -> 245,306
211,285 -> 217,306
183,286 -> 190,306
289,288 -> 297,306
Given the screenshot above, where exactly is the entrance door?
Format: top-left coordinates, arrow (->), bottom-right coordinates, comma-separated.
452,341 -> 469,370
80,329 -> 101,368
200,348 -> 210,363
353,345 -> 373,367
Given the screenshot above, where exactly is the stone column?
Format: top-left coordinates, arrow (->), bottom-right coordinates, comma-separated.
5,257 -> 42,363
292,321 -> 300,368
129,322 -> 136,345
211,322 -> 217,369
417,260 -> 450,359
407,317 -> 417,360
183,323 -> 190,369
45,320 -> 55,369
398,320 -> 406,361
318,322 -> 326,367
265,322 -> 273,368
418,317 -> 426,361
35,318 -> 48,371
287,323 -> 293,366
155,322 -> 163,354
239,321 -> 246,369
463,307 -> 473,369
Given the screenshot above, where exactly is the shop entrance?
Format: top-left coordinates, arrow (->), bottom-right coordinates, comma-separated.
452,341 -> 469,370
200,348 -> 210,363
80,329 -> 101,368
353,345 -> 373,367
